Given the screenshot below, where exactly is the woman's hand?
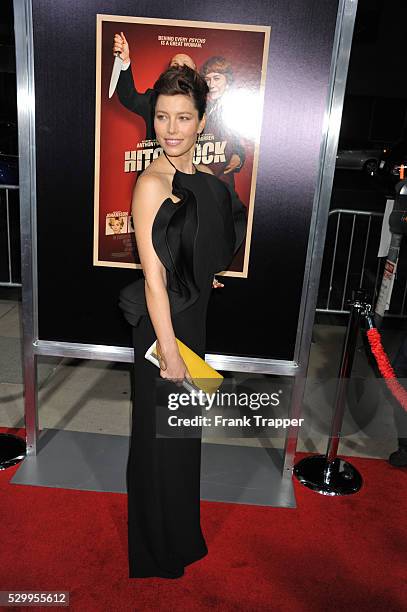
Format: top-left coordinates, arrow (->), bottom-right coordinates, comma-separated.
223,154 -> 242,175
157,344 -> 193,387
212,276 -> 224,289
113,31 -> 130,63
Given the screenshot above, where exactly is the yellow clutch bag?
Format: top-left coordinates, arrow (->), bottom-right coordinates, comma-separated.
144,338 -> 223,395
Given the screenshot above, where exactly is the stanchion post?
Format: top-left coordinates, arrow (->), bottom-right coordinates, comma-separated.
294,289 -> 370,495
323,289 -> 366,482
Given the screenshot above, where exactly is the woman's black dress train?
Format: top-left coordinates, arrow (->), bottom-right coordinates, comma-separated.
120,166 -> 247,578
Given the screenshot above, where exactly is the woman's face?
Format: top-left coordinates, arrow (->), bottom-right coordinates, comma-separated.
110,219 -> 122,233
204,72 -> 228,101
154,94 -> 205,156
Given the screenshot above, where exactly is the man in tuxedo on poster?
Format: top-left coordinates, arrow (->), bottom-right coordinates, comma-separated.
113,32 -> 196,148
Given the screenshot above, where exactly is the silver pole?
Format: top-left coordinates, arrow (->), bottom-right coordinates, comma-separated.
325,291 -> 365,465
6,189 -> 13,283
294,289 -> 367,495
14,0 -> 39,456
283,0 -> 358,475
322,291 -> 366,486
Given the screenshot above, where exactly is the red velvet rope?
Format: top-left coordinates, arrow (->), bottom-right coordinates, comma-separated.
366,327 -> 407,411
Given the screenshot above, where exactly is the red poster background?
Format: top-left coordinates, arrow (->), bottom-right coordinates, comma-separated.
95,17 -> 267,271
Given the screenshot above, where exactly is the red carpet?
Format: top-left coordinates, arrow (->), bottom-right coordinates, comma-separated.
1,427 -> 406,611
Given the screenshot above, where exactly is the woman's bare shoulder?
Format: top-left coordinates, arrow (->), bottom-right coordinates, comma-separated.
135,171 -> 165,190
134,165 -> 170,198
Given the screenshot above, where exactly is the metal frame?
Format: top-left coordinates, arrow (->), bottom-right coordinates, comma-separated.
13,0 -> 357,467
282,0 -> 358,472
14,0 -> 38,456
0,185 -> 21,287
316,208 -> 407,318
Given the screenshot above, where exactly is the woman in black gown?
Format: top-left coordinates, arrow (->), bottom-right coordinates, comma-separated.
119,65 -> 247,579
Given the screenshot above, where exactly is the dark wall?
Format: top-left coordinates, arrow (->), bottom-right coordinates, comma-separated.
0,0 -> 16,120
340,96 -> 407,144
340,0 -> 407,145
32,0 -> 339,359
347,0 -> 407,99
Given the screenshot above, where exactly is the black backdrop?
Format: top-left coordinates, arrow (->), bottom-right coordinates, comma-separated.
32,0 -> 339,359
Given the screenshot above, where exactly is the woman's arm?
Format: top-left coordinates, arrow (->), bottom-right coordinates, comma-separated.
132,174 -> 191,382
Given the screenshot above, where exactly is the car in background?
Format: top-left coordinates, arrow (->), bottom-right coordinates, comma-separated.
336,141 -> 387,175
0,120 -> 18,186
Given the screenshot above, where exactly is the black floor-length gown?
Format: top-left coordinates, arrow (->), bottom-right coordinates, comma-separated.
119,160 -> 247,579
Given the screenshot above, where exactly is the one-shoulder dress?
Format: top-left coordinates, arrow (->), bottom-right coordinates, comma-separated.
119,165 -> 247,579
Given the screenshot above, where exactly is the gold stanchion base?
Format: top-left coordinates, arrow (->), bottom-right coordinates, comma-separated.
294,455 -> 363,496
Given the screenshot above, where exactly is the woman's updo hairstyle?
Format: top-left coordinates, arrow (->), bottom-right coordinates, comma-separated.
153,65 -> 209,119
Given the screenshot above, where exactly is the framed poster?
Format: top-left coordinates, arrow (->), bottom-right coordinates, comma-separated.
93,15 -> 270,277
28,0 -> 341,359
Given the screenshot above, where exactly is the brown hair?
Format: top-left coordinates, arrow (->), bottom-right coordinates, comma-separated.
153,65 -> 209,119
200,56 -> 234,84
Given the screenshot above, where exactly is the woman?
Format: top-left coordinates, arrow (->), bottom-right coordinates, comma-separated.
200,56 -> 246,189
120,64 -> 247,579
108,215 -> 125,234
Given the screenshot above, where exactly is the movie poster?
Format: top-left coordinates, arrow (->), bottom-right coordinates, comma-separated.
93,15 -> 270,276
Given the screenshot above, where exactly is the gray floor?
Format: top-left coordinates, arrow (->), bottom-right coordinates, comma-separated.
0,298 -> 403,506
11,428 -> 295,507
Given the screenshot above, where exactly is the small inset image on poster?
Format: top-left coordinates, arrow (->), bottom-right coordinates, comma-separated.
105,212 -> 129,235
94,15 -> 270,274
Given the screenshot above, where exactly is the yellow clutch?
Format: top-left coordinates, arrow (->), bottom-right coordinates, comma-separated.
145,338 -> 223,395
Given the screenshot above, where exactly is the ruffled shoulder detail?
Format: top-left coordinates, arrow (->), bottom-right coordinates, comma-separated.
119,172 -> 200,328
203,174 -> 247,272
118,275 -> 146,328
119,170 -> 248,328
